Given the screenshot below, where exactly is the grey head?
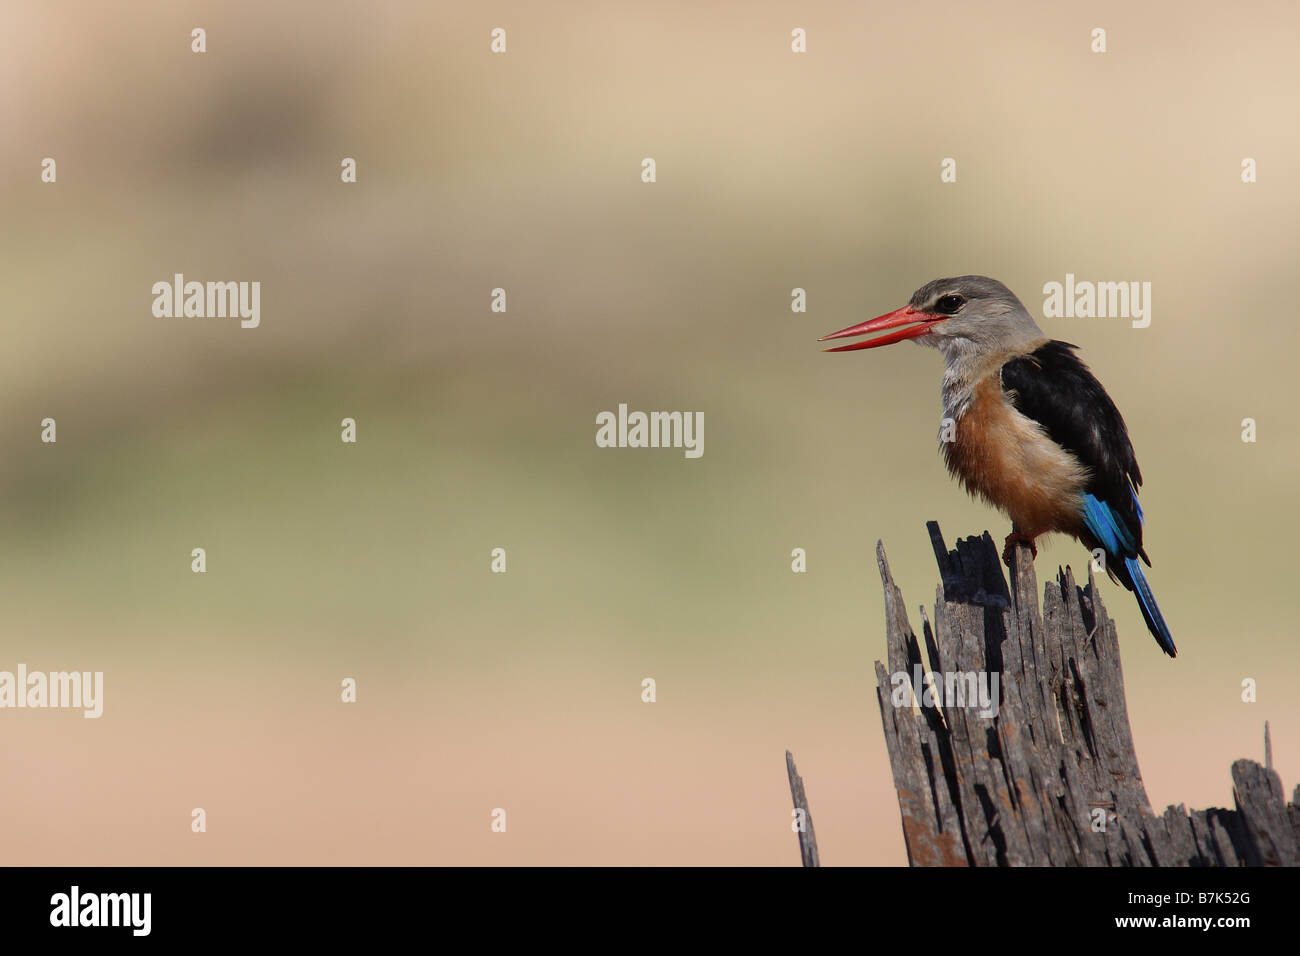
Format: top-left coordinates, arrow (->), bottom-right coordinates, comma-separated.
817,275 -> 1050,420
906,276 -> 1046,363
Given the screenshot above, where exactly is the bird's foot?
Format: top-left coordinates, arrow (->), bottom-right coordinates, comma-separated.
1002,532 -> 1038,568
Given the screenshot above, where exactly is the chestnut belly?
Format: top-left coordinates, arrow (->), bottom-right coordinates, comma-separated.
942,378 -> 1088,539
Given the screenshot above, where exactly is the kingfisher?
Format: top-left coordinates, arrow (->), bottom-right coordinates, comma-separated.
820,276 -> 1175,657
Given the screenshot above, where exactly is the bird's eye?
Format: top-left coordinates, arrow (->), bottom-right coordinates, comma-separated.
935,294 -> 965,315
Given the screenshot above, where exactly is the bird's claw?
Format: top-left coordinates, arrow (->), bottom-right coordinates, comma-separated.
1002,532 -> 1038,568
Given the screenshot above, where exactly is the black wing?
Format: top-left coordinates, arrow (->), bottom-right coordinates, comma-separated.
999,340 -> 1148,562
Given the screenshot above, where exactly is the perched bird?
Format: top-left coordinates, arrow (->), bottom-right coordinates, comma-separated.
820,276 -> 1175,657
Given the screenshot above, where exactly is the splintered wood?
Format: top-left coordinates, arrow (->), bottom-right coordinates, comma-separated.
873,521 -> 1300,867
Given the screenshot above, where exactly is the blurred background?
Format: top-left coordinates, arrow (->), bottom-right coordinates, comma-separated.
0,1 -> 1296,865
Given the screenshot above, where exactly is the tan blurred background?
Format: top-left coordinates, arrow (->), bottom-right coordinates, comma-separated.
0,1 -> 1296,865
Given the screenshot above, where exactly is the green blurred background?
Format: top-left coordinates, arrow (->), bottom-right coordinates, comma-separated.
0,1 -> 1296,864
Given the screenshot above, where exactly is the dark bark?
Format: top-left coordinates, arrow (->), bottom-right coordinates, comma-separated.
785,750 -> 820,867
868,522 -> 1300,867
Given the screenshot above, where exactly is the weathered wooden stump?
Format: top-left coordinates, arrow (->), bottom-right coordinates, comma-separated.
865,521 -> 1300,867
784,751 -> 820,867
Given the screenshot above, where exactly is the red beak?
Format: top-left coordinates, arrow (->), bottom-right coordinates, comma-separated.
818,306 -> 946,352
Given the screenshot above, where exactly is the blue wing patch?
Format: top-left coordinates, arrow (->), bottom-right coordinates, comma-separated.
1081,493 -> 1138,555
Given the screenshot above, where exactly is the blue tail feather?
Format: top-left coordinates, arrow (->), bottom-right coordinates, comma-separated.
1081,492 -> 1175,657
1124,556 -> 1177,657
